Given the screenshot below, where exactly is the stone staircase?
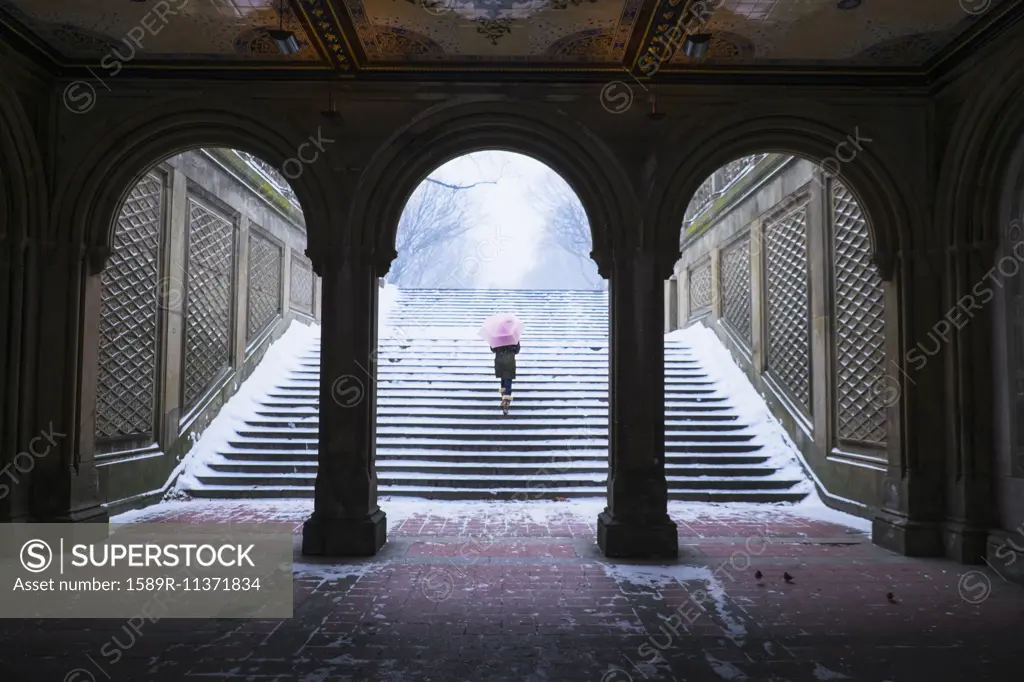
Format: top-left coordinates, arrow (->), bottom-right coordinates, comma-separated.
183,288 -> 808,501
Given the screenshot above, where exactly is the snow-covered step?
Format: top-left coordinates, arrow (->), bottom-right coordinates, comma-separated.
177,288 -> 811,503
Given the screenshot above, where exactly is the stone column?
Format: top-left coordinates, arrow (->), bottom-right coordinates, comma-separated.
709,246 -> 722,321
598,247 -> 678,558
28,239 -> 107,523
872,248 -> 945,556
943,243 -> 997,562
233,215 -> 250,363
806,184 -> 832,450
302,246 -> 386,556
159,169 -> 189,445
749,218 -> 766,374
0,233 -> 26,521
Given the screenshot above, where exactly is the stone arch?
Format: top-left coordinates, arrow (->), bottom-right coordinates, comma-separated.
937,37 -> 1024,538
650,114 -> 913,280
350,100 -> 636,276
52,102 -> 336,272
935,29 -> 1024,247
0,76 -> 48,241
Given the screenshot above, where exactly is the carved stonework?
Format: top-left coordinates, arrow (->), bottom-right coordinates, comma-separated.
290,252 -> 315,313
721,233 -> 751,346
764,201 -> 811,415
688,256 -> 712,314
247,229 -> 283,342
832,181 -> 886,446
95,172 -> 164,444
182,198 -> 235,411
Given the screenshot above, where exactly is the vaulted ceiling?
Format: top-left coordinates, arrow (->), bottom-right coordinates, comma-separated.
0,0 -> 1018,80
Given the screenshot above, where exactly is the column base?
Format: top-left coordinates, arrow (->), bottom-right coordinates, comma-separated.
302,509 -> 387,557
597,510 -> 678,559
872,512 -> 942,557
49,504 -> 109,524
941,521 -> 989,564
986,531 -> 1024,586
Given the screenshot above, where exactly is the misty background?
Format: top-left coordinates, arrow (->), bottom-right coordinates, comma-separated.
385,151 -> 606,290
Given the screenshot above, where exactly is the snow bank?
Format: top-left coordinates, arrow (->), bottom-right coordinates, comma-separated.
667,323 -> 870,531
168,321 -> 319,493
378,281 -> 400,324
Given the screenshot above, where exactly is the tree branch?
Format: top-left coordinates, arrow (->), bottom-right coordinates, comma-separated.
424,178 -> 498,190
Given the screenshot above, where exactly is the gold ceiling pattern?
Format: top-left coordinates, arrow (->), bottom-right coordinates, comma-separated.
0,0 -> 320,61
0,0 -> 1015,74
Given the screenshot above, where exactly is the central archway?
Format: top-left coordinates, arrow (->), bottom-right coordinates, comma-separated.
373,149 -> 610,505
349,101 -> 638,271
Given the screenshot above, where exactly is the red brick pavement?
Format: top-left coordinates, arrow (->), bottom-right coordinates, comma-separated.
1,499 -> 1021,681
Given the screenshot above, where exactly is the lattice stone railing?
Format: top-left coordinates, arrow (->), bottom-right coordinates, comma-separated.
247,228 -> 283,342
832,182 -> 886,446
684,154 -> 769,227
674,159 -> 888,452
764,202 -> 812,415
720,234 -> 752,345
688,256 -> 713,315
290,252 -> 314,313
182,198 -> 235,411
95,172 -> 164,443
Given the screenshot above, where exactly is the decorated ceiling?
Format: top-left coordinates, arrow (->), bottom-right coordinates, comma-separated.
0,0 -> 1016,76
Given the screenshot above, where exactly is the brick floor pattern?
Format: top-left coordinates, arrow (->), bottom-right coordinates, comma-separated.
2,500 -> 1021,681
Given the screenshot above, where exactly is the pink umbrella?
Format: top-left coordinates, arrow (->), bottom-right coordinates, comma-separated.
478,313 -> 524,348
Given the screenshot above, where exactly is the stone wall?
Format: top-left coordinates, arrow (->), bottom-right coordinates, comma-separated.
669,155 -> 888,518
91,149 -> 321,514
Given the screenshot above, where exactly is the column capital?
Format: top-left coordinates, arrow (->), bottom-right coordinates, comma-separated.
307,243 -> 397,279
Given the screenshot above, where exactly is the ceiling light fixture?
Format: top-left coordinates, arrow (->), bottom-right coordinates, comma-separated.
268,0 -> 300,55
682,33 -> 712,59
837,0 -> 861,8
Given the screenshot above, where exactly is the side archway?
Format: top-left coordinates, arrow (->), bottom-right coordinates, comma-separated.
936,37 -> 1024,558
0,76 -> 49,520
349,100 -> 638,276
935,27 -> 1024,248
52,101 -> 337,272
650,114 -> 915,280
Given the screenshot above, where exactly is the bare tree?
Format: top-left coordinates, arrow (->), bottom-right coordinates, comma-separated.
529,177 -> 605,289
533,177 -> 593,256
388,180 -> 473,287
386,159 -> 504,288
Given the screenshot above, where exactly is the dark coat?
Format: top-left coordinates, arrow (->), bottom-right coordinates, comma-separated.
491,343 -> 520,380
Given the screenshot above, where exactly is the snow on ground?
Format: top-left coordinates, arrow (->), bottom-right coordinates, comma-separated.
156,291 -> 868,534
169,321 -> 319,493
378,281 -> 399,322
668,322 -> 870,531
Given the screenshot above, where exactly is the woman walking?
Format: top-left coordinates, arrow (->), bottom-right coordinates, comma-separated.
478,312 -> 524,416
492,342 -> 520,415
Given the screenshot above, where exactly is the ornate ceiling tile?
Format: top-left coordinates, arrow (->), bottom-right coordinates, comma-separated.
340,0 -> 642,64
633,0 -> 1013,72
0,0 -> 1017,75
0,0 -> 322,62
